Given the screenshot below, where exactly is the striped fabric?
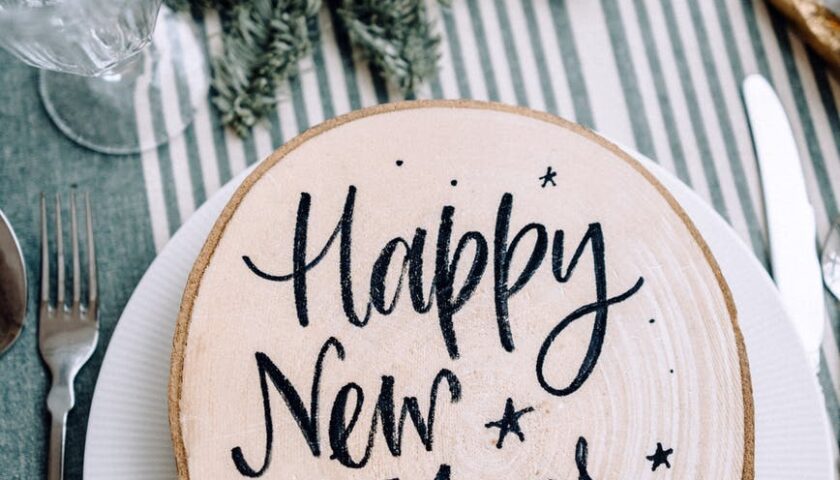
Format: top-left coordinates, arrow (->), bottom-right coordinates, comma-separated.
141,0 -> 840,443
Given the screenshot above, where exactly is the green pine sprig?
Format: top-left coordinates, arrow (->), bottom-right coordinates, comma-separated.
165,0 -> 448,136
335,0 -> 448,96
211,0 -> 320,136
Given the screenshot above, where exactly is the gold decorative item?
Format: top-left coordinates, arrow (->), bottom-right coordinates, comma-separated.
768,0 -> 840,74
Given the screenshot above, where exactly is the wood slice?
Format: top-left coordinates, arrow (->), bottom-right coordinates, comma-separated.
169,101 -> 753,479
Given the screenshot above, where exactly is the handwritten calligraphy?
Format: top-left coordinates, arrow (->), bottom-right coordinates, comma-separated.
234,186 -> 645,476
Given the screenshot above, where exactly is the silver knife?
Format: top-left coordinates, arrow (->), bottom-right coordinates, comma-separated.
742,74 -> 824,372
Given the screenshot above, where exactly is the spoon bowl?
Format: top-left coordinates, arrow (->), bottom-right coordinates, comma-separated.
0,208 -> 27,355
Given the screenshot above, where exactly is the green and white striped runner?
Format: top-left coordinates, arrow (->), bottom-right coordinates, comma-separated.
0,0 -> 840,479
1,1 -> 839,476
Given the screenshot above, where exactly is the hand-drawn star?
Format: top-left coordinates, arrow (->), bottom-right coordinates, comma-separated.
484,398 -> 534,449
539,166 -> 557,188
646,442 -> 674,471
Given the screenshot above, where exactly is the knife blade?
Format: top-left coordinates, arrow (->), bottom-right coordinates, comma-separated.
742,74 -> 824,371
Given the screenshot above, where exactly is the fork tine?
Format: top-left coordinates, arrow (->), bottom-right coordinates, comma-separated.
70,193 -> 80,306
40,194 -> 50,305
85,193 -> 97,308
55,194 -> 64,309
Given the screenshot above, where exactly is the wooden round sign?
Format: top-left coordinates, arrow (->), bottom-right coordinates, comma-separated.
169,101 -> 753,479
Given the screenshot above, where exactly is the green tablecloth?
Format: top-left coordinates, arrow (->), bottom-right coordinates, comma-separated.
1,0 -> 839,477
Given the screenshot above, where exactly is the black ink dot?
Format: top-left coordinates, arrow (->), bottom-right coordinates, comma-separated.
450,179 -> 458,186
396,160 -> 404,166
669,369 -> 674,374
649,318 -> 655,324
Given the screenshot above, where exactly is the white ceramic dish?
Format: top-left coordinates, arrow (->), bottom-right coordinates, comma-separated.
83,150 -> 835,479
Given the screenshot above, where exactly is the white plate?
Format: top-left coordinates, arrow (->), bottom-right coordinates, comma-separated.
83,151 -> 835,479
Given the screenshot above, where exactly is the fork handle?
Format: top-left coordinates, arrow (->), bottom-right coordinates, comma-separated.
46,378 -> 73,480
47,409 -> 67,480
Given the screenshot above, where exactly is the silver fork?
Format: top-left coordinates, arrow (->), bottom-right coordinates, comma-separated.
38,193 -> 98,480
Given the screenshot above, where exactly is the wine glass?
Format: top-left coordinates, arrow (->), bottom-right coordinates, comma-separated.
0,0 -> 207,154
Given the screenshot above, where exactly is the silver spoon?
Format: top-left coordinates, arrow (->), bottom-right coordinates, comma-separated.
821,216 -> 840,302
0,208 -> 27,355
